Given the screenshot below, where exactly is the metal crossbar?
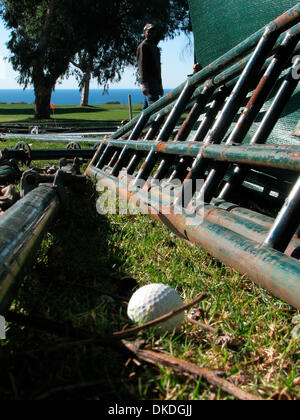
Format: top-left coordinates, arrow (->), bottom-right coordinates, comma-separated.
86,5 -> 300,309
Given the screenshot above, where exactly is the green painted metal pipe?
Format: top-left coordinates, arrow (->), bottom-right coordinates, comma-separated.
0,185 -> 60,313
200,203 -> 300,257
125,38 -> 299,142
212,199 -> 275,228
1,148 -> 95,161
87,165 -> 300,309
115,37 -> 300,146
0,165 -> 20,183
92,167 -> 300,256
111,4 -> 300,140
3,133 -> 107,143
263,175 -> 300,253
98,139 -> 300,172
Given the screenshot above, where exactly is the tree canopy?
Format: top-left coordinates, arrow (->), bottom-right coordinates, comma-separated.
0,0 -> 191,118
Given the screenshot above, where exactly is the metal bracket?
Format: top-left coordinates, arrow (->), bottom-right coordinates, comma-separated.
0,158 -> 22,183
20,170 -> 41,197
53,170 -> 67,210
20,168 -> 67,211
14,141 -> 32,165
59,157 -> 82,175
66,141 -> 81,150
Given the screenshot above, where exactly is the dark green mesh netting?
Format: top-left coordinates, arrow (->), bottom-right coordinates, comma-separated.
188,0 -> 298,66
188,0 -> 299,148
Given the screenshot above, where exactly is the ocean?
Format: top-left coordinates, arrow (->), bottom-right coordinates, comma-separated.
0,89 -> 172,106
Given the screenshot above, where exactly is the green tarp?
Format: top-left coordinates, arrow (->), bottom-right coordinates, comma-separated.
188,0 -> 298,66
187,0 -> 300,146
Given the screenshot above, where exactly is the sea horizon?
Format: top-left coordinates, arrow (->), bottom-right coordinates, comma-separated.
0,88 -> 173,106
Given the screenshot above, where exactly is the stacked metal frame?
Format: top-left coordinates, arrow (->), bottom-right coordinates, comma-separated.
86,5 -> 300,309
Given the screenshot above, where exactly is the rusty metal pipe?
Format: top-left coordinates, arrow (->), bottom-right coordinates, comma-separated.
93,170 -> 300,256
153,85 -> 217,181
175,22 -> 289,208
87,166 -> 300,309
93,112 -> 149,171
196,26 -> 300,203
127,114 -> 166,175
97,140 -> 300,172
219,55 -> 300,201
169,85 -> 233,183
200,204 -> 300,257
111,113 -> 150,176
132,81 -> 196,186
0,185 -> 60,313
212,199 -> 275,228
110,4 -> 300,140
263,176 -> 300,253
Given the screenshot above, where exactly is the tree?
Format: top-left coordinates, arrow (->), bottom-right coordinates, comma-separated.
71,1 -> 192,107
70,51 -> 94,107
0,0 -> 190,119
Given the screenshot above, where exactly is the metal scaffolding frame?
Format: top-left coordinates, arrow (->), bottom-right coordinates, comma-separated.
86,5 -> 300,309
0,4 -> 299,312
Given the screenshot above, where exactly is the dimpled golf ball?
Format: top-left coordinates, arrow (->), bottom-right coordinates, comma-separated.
127,283 -> 184,333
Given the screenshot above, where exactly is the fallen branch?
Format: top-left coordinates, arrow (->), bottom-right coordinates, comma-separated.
122,340 -> 262,401
187,309 -> 245,350
113,292 -> 208,339
187,311 -> 219,334
5,293 -> 207,343
5,291 -> 262,400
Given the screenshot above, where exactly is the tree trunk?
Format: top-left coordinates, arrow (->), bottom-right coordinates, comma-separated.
34,84 -> 52,119
80,71 -> 91,106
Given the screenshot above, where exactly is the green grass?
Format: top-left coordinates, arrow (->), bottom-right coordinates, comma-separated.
0,103 -> 142,124
0,105 -> 299,400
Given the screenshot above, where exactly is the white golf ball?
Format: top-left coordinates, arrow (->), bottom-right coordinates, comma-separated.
127,283 -> 184,333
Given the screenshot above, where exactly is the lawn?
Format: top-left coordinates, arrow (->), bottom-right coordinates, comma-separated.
0,103 -> 142,125
0,105 -> 299,401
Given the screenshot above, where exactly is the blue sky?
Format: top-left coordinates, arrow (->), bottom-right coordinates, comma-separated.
0,19 -> 194,90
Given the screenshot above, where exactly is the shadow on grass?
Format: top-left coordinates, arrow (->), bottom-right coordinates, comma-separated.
51,106 -> 111,115
0,182 -> 143,400
0,106 -> 109,116
0,107 -> 35,116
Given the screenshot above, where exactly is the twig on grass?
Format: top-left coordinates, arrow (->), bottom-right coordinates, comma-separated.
113,292 -> 208,339
121,340 -> 262,401
5,291 -> 262,401
187,311 -> 219,334
187,309 -> 245,350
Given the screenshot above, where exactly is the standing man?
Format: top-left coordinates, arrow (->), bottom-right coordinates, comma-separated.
137,23 -> 164,110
